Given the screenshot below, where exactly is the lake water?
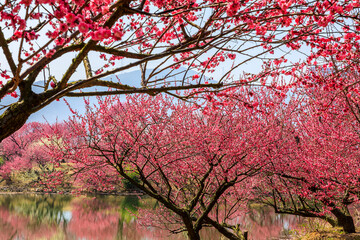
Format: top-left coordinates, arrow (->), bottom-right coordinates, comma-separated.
0,194 -> 302,240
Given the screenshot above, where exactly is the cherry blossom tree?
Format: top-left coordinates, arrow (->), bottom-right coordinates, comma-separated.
251,83 -> 360,233
0,121 -> 69,191
47,91 -> 284,240
0,122 -> 48,184
1,0 -> 360,141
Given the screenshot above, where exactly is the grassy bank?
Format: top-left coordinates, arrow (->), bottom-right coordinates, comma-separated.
0,167 -> 141,195
292,219 -> 360,240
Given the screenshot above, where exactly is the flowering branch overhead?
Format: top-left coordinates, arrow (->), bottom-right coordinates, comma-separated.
1,0 -> 360,141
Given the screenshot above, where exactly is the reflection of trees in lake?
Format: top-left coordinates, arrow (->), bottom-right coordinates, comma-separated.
9,195 -> 71,224
0,195 -> 302,239
68,195 -> 144,240
137,201 -> 299,240
68,199 -> 119,239
0,194 -> 71,239
0,206 -> 57,239
241,206 -> 300,240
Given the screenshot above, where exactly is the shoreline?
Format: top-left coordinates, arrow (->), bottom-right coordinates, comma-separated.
0,190 -> 144,196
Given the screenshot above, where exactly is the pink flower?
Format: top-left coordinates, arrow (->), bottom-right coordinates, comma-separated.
228,53 -> 236,60
102,29 -> 111,39
66,13 -> 76,23
54,10 -> 65,19
12,31 -> 23,40
226,2 -> 240,17
59,23 -> 68,32
20,0 -> 32,6
55,37 -> 65,46
113,30 -> 124,40
45,49 -> 56,58
101,6 -> 109,15
192,74 -> 200,79
91,31 -> 103,41
10,92 -> 18,98
78,22 -> 89,34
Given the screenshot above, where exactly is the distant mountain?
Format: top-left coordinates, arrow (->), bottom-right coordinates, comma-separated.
0,68 -> 203,123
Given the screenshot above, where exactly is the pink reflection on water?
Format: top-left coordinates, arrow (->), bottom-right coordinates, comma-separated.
231,207 -> 301,240
0,207 -> 57,240
0,195 -> 302,240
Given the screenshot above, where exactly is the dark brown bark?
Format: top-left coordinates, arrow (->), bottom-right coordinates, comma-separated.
182,214 -> 201,240
0,98 -> 34,142
0,81 -> 223,143
204,216 -> 242,240
331,208 -> 356,233
0,80 -> 56,142
115,164 -> 203,239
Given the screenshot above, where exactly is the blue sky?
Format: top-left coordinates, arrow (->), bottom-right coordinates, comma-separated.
27,67 -> 200,123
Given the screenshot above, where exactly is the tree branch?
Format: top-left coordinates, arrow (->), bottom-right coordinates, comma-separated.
0,28 -> 17,75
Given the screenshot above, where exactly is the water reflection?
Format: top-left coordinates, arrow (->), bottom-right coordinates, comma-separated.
0,194 -> 301,240
231,205 -> 300,240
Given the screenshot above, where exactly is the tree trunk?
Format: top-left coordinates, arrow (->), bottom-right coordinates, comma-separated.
0,88 -> 47,142
0,101 -> 32,142
186,230 -> 201,240
204,216 -> 242,240
331,208 -> 356,233
4,176 -> 12,185
182,215 -> 201,240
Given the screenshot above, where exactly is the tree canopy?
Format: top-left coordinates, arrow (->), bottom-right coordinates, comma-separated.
1,0 -> 360,140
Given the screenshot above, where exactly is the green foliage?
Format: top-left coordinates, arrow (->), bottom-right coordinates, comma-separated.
2,162 -> 73,193
304,219 -> 342,233
13,170 -> 38,185
292,219 -> 351,240
0,194 -> 72,225
122,171 -> 140,191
